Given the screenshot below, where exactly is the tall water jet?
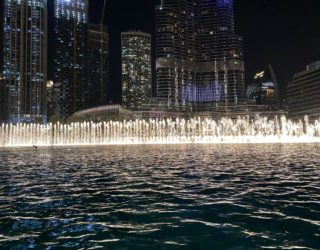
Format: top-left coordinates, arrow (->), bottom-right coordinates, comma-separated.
1,116 -> 320,147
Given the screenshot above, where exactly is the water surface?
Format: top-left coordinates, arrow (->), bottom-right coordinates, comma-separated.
0,144 -> 319,249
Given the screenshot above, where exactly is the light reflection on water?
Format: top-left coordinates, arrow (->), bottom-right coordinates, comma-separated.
0,144 -> 320,249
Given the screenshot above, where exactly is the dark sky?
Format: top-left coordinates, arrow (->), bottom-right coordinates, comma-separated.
87,0 -> 320,103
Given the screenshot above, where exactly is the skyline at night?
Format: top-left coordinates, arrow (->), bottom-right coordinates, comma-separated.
87,0 -> 320,103
1,2 -> 320,249
1,0 -> 320,120
155,0 -> 245,106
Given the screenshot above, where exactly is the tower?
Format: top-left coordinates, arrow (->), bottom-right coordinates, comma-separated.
53,0 -> 88,119
121,32 -> 152,110
0,0 -> 4,122
87,24 -> 109,108
156,0 -> 244,107
2,0 -> 48,123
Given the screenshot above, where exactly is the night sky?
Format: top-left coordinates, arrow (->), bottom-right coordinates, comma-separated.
75,0 -> 320,103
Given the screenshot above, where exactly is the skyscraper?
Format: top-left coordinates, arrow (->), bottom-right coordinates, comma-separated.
1,0 -> 47,123
121,32 -> 152,110
87,24 -> 109,108
53,0 -> 88,120
0,0 -> 4,122
156,0 -> 244,107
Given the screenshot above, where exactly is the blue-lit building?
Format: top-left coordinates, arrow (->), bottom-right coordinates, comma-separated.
1,0 -> 48,123
53,0 -> 89,120
156,0 -> 244,107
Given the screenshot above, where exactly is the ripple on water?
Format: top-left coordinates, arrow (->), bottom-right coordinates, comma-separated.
0,144 -> 320,249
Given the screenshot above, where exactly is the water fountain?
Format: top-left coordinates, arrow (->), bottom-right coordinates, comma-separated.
1,116 -> 320,147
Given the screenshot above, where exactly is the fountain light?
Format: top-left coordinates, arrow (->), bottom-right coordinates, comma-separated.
1,116 -> 320,147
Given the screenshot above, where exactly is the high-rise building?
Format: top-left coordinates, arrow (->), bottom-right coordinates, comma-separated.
0,0 -> 4,122
156,0 -> 244,107
121,31 -> 152,110
287,61 -> 320,120
1,0 -> 47,123
87,24 -> 109,108
246,65 -> 280,110
53,0 -> 88,120
0,0 -> 3,65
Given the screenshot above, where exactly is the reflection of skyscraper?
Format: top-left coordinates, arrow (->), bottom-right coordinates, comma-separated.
121,32 -> 152,110
156,0 -> 244,107
2,0 -> 47,123
246,65 -> 280,109
54,0 -> 88,119
87,24 -> 109,108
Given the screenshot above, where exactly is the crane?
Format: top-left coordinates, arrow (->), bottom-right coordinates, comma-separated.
101,0 -> 108,26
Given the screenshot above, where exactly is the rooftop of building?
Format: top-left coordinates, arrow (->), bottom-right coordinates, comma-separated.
121,31 -> 151,37
294,60 -> 320,77
306,61 -> 320,71
69,101 -> 286,123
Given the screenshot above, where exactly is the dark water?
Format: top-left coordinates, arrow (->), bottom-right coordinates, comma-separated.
0,144 -> 320,249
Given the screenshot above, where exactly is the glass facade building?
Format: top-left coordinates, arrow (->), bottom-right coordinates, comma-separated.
87,24 -> 109,108
246,65 -> 280,110
121,32 -> 152,110
287,61 -> 320,120
156,0 -> 244,107
0,0 -> 4,122
2,0 -> 47,123
53,0 -> 88,119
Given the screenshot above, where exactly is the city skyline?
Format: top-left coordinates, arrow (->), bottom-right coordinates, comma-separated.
1,0 -> 320,121
89,0 -> 320,103
155,0 -> 244,106
1,2 -> 320,249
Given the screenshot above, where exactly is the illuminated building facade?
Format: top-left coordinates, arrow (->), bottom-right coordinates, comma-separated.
287,61 -> 320,120
54,0 -> 88,119
121,32 -> 152,110
0,0 -> 4,122
2,0 -> 47,123
156,0 -> 244,107
246,65 -> 280,109
46,80 -> 54,119
87,24 -> 109,108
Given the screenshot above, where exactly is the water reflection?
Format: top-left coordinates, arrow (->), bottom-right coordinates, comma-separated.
0,144 -> 319,249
